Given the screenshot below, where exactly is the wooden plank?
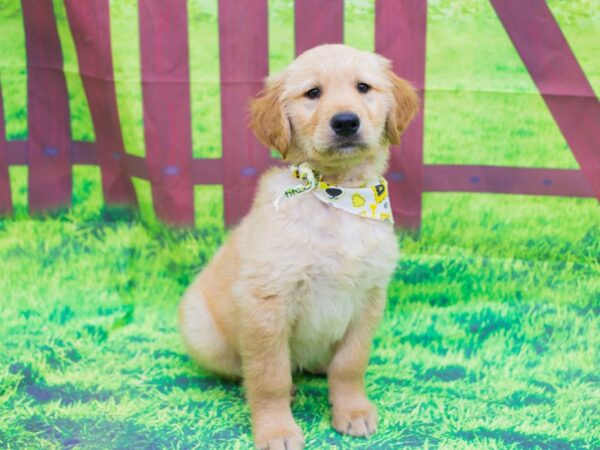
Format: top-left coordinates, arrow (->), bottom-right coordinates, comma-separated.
0,82 -> 12,215
6,141 -> 28,165
121,155 -> 222,185
138,0 -> 194,225
71,141 -> 97,165
190,159 -> 224,185
123,154 -> 148,180
375,0 -> 427,228
491,0 -> 600,202
8,141 -> 97,166
218,0 -> 270,226
295,0 -> 343,56
9,139 -> 223,185
64,0 -> 137,206
424,165 -> 595,198
22,0 -> 72,213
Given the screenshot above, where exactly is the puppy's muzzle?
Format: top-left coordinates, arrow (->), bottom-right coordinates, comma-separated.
330,112 -> 360,137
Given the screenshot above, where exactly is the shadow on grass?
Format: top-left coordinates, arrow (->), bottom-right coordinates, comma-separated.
455,427 -> 585,449
23,416 -> 177,450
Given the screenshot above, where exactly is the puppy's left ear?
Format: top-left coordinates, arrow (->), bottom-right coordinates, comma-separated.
249,75 -> 291,158
385,71 -> 420,145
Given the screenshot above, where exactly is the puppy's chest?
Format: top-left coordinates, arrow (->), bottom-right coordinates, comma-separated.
287,241 -> 388,371
282,194 -> 397,287
281,197 -> 397,369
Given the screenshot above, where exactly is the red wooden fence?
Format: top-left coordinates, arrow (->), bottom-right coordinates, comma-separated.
376,0 -> 427,228
0,0 -> 597,228
491,0 -> 600,201
64,0 -> 137,207
295,0 -> 343,55
0,82 -> 11,215
22,0 -> 72,213
219,0 -> 270,227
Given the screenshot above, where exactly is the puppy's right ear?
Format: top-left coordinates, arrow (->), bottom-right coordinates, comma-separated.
385,71 -> 420,145
249,75 -> 290,158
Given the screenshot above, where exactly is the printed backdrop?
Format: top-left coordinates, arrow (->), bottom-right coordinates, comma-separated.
0,1 -> 599,448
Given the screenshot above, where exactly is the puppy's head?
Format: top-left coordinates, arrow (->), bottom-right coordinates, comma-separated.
250,44 -> 419,174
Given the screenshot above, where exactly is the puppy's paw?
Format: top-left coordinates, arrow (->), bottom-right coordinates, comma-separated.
255,422 -> 304,450
332,399 -> 377,438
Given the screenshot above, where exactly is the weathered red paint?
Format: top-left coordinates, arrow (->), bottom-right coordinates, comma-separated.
295,0 -> 344,56
425,165 -> 595,198
139,0 -> 194,225
22,0 -> 72,213
491,0 -> 600,202
0,83 -> 12,215
218,0 -> 270,226
65,0 -> 137,206
375,0 -> 427,228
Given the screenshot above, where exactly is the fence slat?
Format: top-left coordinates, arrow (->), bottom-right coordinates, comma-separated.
491,0 -> 600,202
138,0 -> 194,225
219,0 -> 269,226
375,0 -> 427,228
424,165 -> 595,198
0,82 -> 12,215
22,0 -> 72,213
64,0 -> 137,207
295,0 -> 343,55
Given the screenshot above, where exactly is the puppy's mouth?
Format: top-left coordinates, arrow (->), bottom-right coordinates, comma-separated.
326,138 -> 368,154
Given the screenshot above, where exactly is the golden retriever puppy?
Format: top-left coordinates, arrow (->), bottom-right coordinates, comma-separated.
179,44 -> 419,449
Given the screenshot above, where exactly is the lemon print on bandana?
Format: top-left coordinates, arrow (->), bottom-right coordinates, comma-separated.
370,204 -> 377,217
352,194 -> 366,208
372,183 -> 387,203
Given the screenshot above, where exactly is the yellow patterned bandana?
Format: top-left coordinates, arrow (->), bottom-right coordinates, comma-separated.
274,163 -> 394,224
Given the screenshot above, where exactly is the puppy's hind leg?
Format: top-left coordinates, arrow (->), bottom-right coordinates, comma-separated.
178,288 -> 241,379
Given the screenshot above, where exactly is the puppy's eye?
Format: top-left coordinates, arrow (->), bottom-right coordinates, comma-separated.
305,88 -> 321,99
357,82 -> 370,93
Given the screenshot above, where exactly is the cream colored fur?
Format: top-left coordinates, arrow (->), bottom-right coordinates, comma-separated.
179,44 -> 419,450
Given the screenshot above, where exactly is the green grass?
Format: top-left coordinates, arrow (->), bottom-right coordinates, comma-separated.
0,193 -> 598,449
1,1 -> 600,448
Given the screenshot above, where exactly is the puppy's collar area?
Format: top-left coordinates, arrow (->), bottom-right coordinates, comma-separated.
274,162 -> 394,224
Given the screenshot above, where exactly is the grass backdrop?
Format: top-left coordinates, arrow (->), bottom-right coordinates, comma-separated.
1,0 -> 599,449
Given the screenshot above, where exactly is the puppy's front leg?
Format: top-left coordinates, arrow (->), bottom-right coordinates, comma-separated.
240,295 -> 303,450
328,287 -> 386,438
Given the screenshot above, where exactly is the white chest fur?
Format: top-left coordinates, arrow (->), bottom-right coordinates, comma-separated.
288,196 -> 397,371
238,170 -> 399,372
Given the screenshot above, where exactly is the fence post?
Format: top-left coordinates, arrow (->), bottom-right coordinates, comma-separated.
219,0 -> 270,226
295,0 -> 344,56
64,0 -> 137,207
375,0 -> 427,229
491,0 -> 600,202
21,0 -> 72,213
138,0 -> 194,225
0,82 -> 12,215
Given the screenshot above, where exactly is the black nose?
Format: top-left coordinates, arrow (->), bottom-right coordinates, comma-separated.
330,112 -> 360,137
